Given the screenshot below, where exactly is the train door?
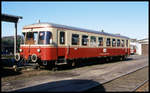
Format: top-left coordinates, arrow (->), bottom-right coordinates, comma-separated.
57,31 -> 68,60
98,36 -> 104,56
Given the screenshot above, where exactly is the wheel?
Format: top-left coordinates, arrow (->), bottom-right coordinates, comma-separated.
13,65 -> 20,72
52,67 -> 58,71
72,61 -> 76,67
120,56 -> 125,61
106,57 -> 110,62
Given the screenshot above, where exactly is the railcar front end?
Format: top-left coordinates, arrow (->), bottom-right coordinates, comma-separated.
15,25 -> 58,66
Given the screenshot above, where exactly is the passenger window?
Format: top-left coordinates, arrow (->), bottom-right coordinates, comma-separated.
121,40 -> 125,47
106,38 -> 111,46
46,31 -> 52,44
126,40 -> 128,47
82,35 -> 88,46
98,37 -> 103,46
72,34 -> 79,45
112,38 -> 116,47
60,31 -> 65,44
26,32 -> 38,44
90,36 -> 96,46
117,39 -> 120,47
38,32 -> 45,44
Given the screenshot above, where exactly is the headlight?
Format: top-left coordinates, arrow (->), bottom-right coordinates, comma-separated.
20,49 -> 23,52
37,49 -> 41,52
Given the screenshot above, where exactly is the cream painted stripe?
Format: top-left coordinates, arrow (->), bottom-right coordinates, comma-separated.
21,45 -> 53,47
21,45 -> 128,49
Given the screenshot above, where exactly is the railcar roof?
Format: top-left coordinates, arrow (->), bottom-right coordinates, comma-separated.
23,22 -> 130,39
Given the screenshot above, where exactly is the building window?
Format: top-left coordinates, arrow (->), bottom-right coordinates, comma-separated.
98,37 -> 103,46
82,35 -> 88,46
121,40 -> 125,47
106,38 -> 111,46
112,38 -> 116,47
60,31 -> 65,44
117,39 -> 120,47
90,36 -> 96,46
72,34 -> 79,45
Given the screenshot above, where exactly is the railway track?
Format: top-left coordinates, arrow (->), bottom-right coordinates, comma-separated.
133,80 -> 149,92
86,65 -> 148,92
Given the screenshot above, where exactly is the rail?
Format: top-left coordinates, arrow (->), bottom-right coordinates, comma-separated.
132,79 -> 149,92
86,65 -> 148,92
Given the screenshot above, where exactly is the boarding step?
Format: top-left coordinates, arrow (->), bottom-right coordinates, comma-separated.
55,59 -> 67,65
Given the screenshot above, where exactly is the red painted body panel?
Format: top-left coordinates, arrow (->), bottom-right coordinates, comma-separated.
20,45 -> 130,61
20,46 -> 57,60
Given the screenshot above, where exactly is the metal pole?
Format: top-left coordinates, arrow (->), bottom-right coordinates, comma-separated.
14,23 -> 17,56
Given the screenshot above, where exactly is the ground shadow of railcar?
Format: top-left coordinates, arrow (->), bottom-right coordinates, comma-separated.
1,58 -> 22,77
50,56 -> 133,71
1,67 -> 22,77
12,79 -> 105,92
1,58 -> 15,67
124,57 -> 133,61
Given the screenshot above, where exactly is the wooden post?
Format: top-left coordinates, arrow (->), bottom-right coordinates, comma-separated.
14,22 -> 17,56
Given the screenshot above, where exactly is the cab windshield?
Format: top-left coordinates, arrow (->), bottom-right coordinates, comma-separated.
24,31 -> 52,45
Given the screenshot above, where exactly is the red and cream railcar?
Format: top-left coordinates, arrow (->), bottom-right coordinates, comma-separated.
16,22 -> 131,67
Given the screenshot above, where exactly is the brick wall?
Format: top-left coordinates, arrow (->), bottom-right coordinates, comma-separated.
142,44 -> 149,55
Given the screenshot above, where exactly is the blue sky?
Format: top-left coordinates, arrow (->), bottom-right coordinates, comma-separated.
2,1 -> 148,40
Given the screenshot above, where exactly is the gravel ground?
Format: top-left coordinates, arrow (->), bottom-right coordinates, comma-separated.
1,55 -> 149,92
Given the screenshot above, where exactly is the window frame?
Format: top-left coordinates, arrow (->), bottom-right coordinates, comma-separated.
82,35 -> 89,46
98,37 -> 103,46
90,36 -> 96,46
25,32 -> 39,45
126,40 -> 128,47
59,31 -> 65,45
121,39 -> 125,47
112,38 -> 116,47
45,31 -> 52,44
106,38 -> 111,47
117,39 -> 120,47
72,34 -> 80,45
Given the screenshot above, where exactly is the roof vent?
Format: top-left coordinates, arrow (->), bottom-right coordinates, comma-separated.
38,20 -> 40,23
115,33 -> 120,35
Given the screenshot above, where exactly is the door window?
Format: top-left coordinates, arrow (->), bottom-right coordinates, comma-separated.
60,31 -> 65,44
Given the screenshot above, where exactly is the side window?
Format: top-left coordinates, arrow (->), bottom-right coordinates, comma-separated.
22,32 -> 25,44
38,32 -> 45,44
90,36 -> 96,46
60,31 -> 65,44
106,38 -> 111,46
33,32 -> 38,44
126,40 -> 128,47
82,35 -> 88,46
98,37 -> 103,46
117,39 -> 120,47
46,31 -> 52,44
112,38 -> 116,47
72,34 -> 79,45
26,32 -> 34,41
121,40 -> 125,47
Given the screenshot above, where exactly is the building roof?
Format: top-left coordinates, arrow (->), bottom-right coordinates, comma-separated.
138,38 -> 149,44
23,22 -> 130,39
2,13 -> 23,23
